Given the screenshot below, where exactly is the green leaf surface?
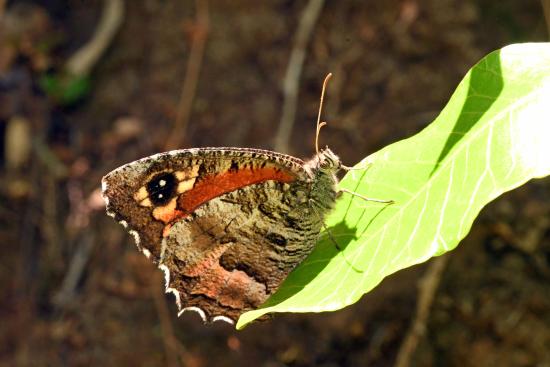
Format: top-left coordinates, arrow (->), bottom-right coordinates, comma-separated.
237,43 -> 550,329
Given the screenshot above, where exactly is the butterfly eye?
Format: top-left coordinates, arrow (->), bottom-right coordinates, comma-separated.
320,156 -> 334,169
146,172 -> 177,206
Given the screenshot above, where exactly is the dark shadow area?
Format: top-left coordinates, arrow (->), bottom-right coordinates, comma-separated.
430,50 -> 504,176
260,195 -> 394,310
259,220 -> 357,307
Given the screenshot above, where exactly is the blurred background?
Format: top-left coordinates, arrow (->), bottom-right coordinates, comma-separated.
1,1 -> 550,366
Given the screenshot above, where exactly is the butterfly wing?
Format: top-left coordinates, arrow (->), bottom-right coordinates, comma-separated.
102,148 -> 323,323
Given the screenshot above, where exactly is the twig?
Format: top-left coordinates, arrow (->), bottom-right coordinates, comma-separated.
151,273 -> 190,367
52,233 -> 95,308
42,172 -> 61,264
394,256 -> 449,367
17,159 -> 41,300
274,0 -> 326,153
65,0 -> 124,76
33,138 -> 68,178
164,0 -> 209,151
0,0 -> 6,23
541,0 -> 550,38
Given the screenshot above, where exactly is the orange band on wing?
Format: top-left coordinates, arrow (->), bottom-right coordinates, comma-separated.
156,166 -> 296,234
180,166 -> 295,214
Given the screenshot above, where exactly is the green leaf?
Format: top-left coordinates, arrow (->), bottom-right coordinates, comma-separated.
237,43 -> 550,329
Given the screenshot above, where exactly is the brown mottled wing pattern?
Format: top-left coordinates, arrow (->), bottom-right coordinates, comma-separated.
102,147 -> 335,323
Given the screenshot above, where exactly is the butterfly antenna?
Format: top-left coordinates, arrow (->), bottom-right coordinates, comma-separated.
315,73 -> 332,155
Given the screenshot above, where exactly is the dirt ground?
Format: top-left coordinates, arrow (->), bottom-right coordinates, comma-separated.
1,1 -> 549,366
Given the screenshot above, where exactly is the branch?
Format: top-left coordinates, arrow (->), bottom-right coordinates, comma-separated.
151,272 -> 191,367
274,0 -> 325,153
164,0 -> 209,151
541,0 -> 550,39
65,0 -> 124,76
394,256 -> 449,367
52,234 -> 95,308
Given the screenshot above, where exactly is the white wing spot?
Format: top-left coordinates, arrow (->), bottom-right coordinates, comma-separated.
212,315 -> 235,324
159,264 -> 182,310
129,230 -> 141,247
180,307 -> 207,322
101,178 -> 108,193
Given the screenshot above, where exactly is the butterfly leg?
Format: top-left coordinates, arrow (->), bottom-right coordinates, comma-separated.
341,162 -> 372,172
309,199 -> 365,273
339,188 -> 394,204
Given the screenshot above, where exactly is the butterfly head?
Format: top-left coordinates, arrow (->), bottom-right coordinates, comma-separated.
304,147 -> 341,176
317,147 -> 341,172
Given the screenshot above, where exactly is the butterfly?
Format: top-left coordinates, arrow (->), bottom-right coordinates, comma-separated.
101,74 -> 389,323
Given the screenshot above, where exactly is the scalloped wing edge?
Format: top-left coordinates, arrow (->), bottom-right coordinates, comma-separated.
101,177 -> 235,325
